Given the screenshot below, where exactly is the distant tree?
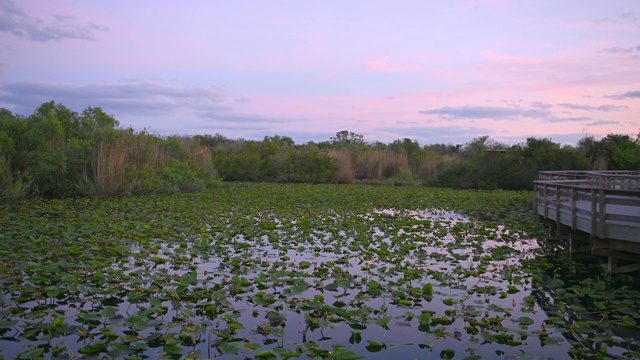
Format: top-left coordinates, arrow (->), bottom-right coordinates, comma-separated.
213,140 -> 264,181
598,134 -> 640,170
263,135 -> 294,147
281,145 -> 338,183
330,130 -> 365,148
388,138 -> 423,172
78,107 -> 119,137
461,136 -> 507,158
425,143 -> 461,156
194,133 -> 230,149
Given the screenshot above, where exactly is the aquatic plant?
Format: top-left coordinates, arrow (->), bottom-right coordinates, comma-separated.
0,183 -> 638,359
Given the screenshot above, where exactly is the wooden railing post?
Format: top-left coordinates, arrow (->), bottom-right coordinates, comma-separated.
591,189 -> 597,237
543,184 -> 549,219
555,185 -> 561,226
571,187 -> 577,229
598,189 -> 607,239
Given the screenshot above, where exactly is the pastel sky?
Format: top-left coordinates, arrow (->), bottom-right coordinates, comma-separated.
1,0 -> 639,145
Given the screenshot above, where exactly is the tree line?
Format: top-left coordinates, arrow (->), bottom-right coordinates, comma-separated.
1,101 -> 639,200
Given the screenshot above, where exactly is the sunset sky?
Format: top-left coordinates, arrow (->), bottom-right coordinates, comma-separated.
1,0 -> 639,145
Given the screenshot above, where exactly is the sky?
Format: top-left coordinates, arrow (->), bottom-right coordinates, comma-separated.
0,0 -> 639,146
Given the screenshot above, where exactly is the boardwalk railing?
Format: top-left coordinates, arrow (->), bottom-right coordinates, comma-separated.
538,170 -> 640,190
534,171 -> 640,273
534,171 -> 640,242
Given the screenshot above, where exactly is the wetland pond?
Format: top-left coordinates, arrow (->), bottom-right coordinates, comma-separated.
0,183 -> 639,359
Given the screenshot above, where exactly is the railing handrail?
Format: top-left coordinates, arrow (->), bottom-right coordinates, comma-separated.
534,171 -> 640,242
538,170 -> 640,178
534,181 -> 640,197
536,170 -> 640,193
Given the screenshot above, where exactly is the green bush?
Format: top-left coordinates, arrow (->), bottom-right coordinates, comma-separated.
280,146 -> 339,183
161,158 -> 217,193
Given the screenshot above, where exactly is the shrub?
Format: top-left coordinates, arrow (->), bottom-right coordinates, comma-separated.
280,146 -> 338,183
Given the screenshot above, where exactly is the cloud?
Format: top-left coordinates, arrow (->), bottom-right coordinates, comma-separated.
196,110 -> 294,124
558,103 -> 628,112
604,90 -> 640,99
0,0 -> 108,42
593,12 -> 639,25
530,101 -> 553,109
0,80 -> 225,115
418,104 -> 602,125
589,120 -> 620,126
365,57 -> 421,72
0,80 -> 298,134
418,105 -> 549,120
545,116 -> 592,123
601,45 -> 640,53
377,125 -> 494,144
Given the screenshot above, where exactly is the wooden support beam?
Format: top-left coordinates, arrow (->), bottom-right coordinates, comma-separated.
546,236 -> 570,241
616,263 -> 640,274
593,238 -> 640,253
574,246 -> 592,253
592,248 -> 640,262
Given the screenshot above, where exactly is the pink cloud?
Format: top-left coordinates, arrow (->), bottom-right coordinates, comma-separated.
365,57 -> 421,72
479,51 -> 545,65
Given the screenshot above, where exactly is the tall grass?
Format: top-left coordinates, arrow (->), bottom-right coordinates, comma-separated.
593,156 -> 608,171
328,149 -> 353,183
355,151 -> 383,179
417,153 -> 439,180
91,137 -> 129,197
190,144 -> 213,169
128,133 -> 164,174
329,149 -> 426,183
381,151 -> 409,178
89,133 -> 164,197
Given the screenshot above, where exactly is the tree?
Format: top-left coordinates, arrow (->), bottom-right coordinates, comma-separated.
599,134 -> 640,170
263,135 -> 294,147
194,133 -> 230,149
281,145 -> 338,183
79,107 -> 119,137
583,134 -> 640,170
425,143 -> 461,156
330,130 -> 365,148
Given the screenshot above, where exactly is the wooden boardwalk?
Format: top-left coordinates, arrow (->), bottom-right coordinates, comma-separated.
534,171 -> 640,274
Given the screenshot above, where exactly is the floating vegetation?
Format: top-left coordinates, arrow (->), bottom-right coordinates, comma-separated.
0,183 -> 638,359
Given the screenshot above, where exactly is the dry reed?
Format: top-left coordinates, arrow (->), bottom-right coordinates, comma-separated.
382,150 -> 409,178
90,134 -> 166,197
593,156 -> 608,171
354,151 -> 383,179
418,153 -> 439,179
92,137 -> 128,197
327,149 -> 354,183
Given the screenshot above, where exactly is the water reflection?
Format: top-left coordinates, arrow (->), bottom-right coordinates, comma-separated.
0,208 -> 578,359
534,238 -> 640,359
